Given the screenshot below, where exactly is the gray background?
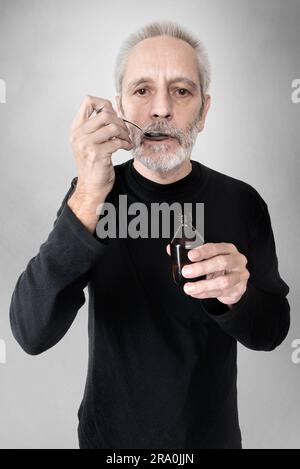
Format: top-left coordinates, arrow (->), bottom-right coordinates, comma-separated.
0,0 -> 299,449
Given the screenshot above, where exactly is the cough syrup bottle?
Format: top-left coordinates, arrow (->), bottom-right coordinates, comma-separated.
170,213 -> 205,287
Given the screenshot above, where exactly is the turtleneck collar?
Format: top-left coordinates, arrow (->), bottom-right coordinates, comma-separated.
124,158 -> 207,203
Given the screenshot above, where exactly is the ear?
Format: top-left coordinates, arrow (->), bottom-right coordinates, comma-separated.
197,94 -> 211,133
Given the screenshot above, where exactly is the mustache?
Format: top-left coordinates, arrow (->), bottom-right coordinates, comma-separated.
133,122 -> 184,144
144,122 -> 178,136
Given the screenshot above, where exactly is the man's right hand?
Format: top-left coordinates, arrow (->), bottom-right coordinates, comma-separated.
67,96 -> 133,233
69,95 -> 133,199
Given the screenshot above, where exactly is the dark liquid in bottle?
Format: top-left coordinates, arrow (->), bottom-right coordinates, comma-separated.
170,242 -> 206,287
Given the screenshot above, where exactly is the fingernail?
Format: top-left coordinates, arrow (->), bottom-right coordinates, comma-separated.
184,283 -> 195,293
188,250 -> 197,260
182,266 -> 192,276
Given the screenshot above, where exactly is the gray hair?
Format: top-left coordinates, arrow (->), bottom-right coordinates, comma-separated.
114,21 -> 211,100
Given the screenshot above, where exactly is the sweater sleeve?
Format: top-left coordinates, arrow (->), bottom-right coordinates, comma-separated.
9,177 -> 107,355
200,194 -> 291,351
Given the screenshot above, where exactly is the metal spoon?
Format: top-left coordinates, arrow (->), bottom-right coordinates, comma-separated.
95,107 -> 171,141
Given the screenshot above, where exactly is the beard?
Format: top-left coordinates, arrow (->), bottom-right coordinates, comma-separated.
127,114 -> 200,175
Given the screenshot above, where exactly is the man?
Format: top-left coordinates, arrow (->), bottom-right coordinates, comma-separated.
9,21 -> 290,449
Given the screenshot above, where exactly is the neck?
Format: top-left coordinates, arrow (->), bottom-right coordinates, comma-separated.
132,159 -> 192,185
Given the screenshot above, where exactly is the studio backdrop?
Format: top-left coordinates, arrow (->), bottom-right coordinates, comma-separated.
0,0 -> 299,449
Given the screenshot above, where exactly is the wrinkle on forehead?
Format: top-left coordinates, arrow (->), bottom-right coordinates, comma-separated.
123,36 -> 200,90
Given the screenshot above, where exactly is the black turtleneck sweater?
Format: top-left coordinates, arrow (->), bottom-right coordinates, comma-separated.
9,159 -> 290,449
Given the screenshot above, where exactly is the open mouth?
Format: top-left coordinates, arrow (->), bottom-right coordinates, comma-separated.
143,132 -> 174,142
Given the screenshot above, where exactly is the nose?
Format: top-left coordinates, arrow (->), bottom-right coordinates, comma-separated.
150,89 -> 173,121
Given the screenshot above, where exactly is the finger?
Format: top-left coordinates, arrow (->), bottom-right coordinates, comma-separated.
206,270 -> 226,280
181,253 -> 237,278
71,96 -> 114,130
82,108 -> 119,133
82,110 -> 131,142
100,137 -> 133,155
183,271 -> 242,296
166,244 -> 171,256
217,282 -> 247,301
187,242 -> 237,262
90,122 -> 133,145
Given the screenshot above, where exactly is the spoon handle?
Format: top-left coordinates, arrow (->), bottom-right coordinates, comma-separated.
95,108 -> 144,134
122,118 -> 144,133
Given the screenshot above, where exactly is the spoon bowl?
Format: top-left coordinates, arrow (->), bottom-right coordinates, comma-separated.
95,108 -> 172,141
143,131 -> 172,141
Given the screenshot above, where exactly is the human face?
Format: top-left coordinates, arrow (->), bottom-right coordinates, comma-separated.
115,36 -> 210,174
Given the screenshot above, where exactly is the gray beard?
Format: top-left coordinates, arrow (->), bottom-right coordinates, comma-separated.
128,119 -> 200,175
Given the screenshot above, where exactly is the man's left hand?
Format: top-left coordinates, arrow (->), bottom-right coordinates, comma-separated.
167,242 -> 250,308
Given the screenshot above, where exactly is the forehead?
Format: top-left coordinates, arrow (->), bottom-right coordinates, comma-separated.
122,36 -> 200,87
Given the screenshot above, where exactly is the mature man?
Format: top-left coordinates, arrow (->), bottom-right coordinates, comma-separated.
10,21 -> 290,449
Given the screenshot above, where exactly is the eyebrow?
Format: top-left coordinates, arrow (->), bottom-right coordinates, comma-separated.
126,76 -> 199,92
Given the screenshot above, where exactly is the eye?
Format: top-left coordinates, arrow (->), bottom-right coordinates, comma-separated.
135,88 -> 148,96
176,88 -> 190,97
